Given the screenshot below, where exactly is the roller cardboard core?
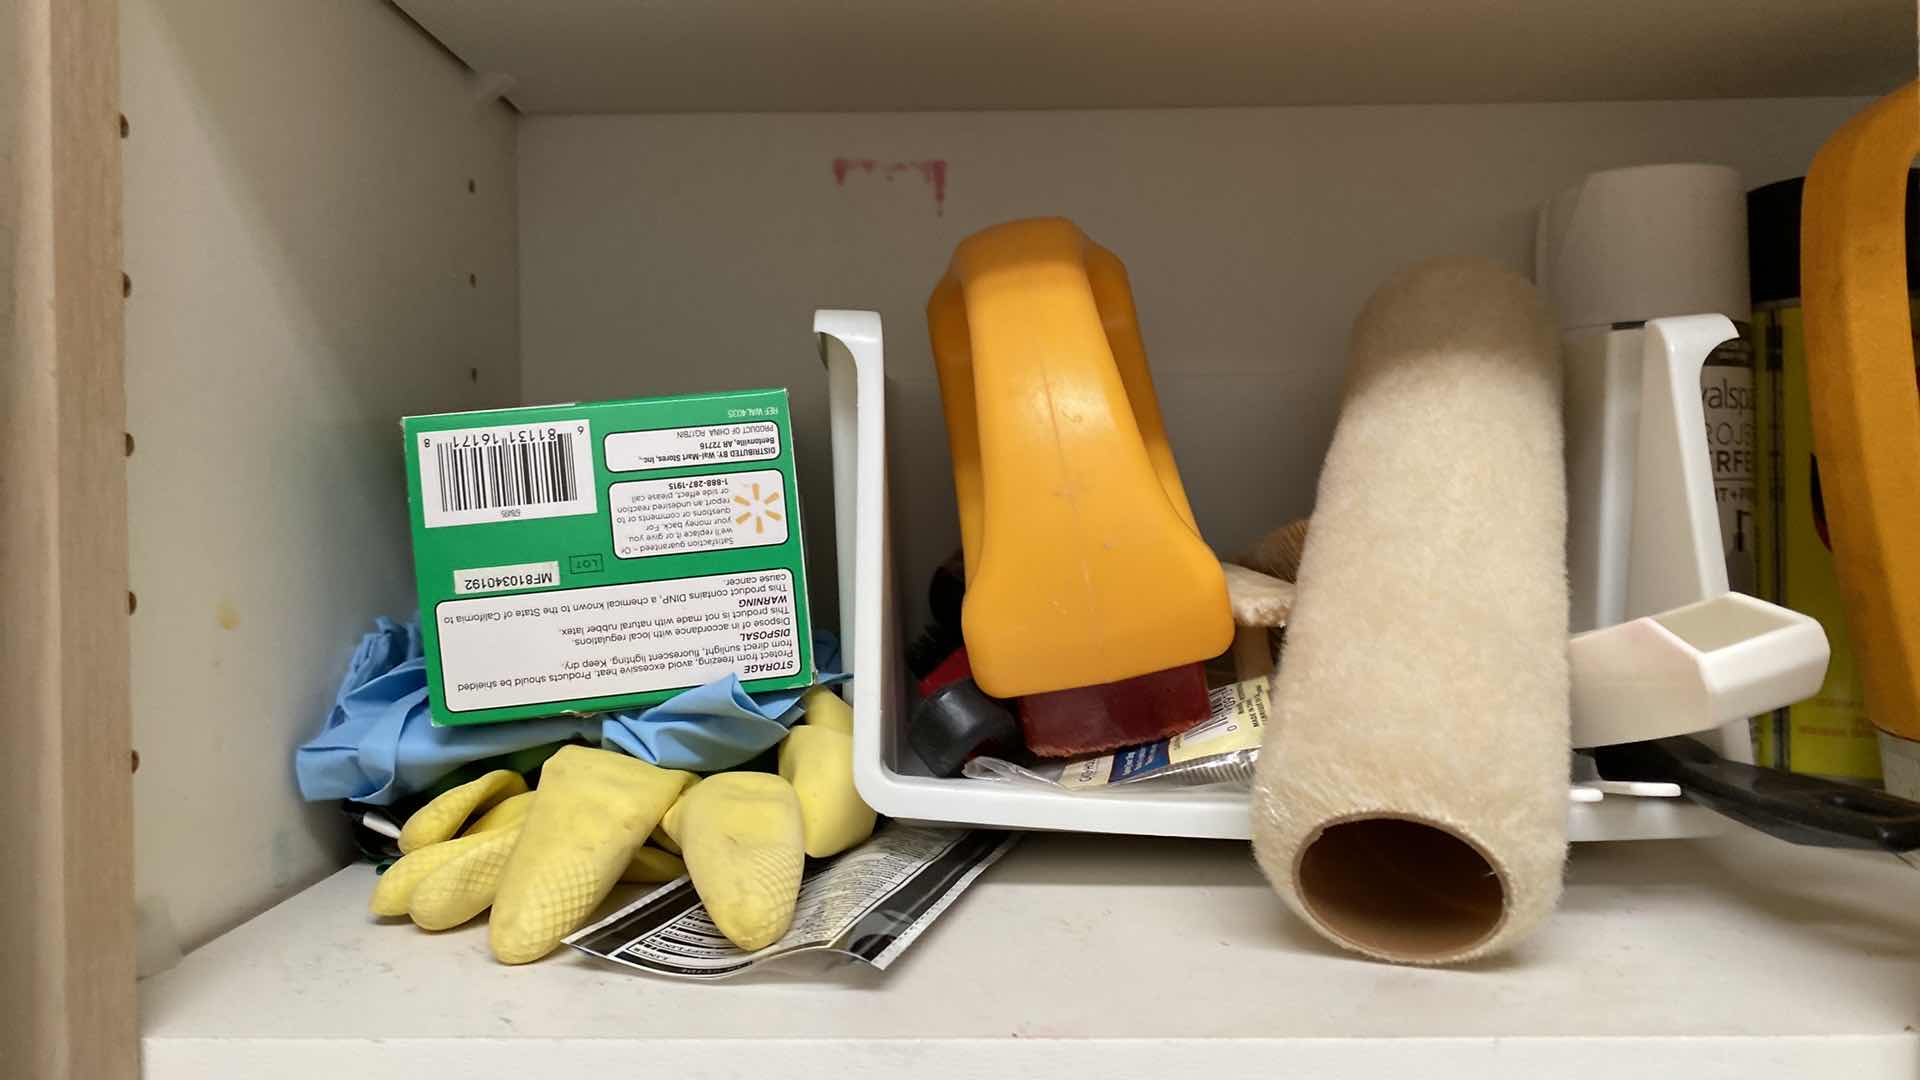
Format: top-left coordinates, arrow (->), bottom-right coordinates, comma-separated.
1295,818 -> 1506,963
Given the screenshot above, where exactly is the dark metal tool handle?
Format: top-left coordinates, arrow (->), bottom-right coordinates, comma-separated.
1591,736 -> 1920,853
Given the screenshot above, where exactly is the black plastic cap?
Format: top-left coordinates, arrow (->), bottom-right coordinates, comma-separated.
1750,169 -> 1920,306
908,679 -> 1023,778
929,549 -> 967,631
1748,177 -> 1805,306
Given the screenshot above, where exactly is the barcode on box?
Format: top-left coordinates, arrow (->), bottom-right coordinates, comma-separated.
436,437 -> 576,511
418,419 -> 596,528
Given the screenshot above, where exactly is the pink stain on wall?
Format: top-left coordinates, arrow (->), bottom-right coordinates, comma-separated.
831,157 -> 877,185
832,157 -> 948,215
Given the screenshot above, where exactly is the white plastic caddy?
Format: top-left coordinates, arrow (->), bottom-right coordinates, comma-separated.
814,309 -> 1828,843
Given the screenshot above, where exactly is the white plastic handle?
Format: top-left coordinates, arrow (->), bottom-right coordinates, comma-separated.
1570,314 -> 1828,762
1626,314 -> 1735,620
815,310 -> 884,667
1570,593 -> 1829,749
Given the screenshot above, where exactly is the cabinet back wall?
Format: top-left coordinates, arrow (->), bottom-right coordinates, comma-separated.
519,98 -> 1867,636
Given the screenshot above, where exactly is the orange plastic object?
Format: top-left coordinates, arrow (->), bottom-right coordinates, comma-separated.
926,218 -> 1232,699
1802,82 -> 1920,743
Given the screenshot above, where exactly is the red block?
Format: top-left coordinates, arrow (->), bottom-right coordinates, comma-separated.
916,646 -> 975,699
1018,662 -> 1210,757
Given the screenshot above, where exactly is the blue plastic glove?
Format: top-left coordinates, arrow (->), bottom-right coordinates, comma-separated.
295,618 -> 596,804
601,632 -> 845,768
295,618 -> 846,804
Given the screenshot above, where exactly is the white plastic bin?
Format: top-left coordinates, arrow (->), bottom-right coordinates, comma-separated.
815,311 -> 1806,843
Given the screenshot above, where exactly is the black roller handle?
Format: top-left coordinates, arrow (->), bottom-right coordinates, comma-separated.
1591,735 -> 1920,854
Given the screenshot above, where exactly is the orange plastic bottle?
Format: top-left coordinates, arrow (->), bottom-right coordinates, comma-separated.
927,219 -> 1231,750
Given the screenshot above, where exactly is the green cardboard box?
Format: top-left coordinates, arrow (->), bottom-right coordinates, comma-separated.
403,389 -> 814,726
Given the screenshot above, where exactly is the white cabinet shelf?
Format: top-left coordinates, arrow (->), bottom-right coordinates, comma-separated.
142,829 -> 1920,1079
393,0 -> 1909,113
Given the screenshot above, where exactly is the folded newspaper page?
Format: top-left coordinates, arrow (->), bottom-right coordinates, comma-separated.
566,824 -> 1017,979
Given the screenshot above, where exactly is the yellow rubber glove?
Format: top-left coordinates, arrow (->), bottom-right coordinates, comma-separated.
463,789 -> 536,835
379,792 -> 681,931
799,686 -> 854,735
407,826 -> 521,931
470,789 -> 668,883
778,726 -> 875,858
472,791 -> 677,879
489,747 -> 693,964
661,773 -> 806,951
397,769 -> 527,853
370,828 -> 515,917
623,846 -> 686,883
648,824 -> 681,855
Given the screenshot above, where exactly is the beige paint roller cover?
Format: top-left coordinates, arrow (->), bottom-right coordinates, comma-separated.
1251,257 -> 1569,965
